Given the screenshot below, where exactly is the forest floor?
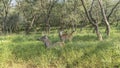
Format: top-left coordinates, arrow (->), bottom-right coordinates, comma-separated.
0,28 -> 120,68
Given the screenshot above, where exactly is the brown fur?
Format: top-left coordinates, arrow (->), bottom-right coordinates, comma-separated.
59,30 -> 75,42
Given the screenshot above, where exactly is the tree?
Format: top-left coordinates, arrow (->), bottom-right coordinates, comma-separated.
0,0 -> 12,33
16,0 -> 40,34
107,0 -> 120,21
44,0 -> 58,34
81,0 -> 103,41
98,0 -> 110,36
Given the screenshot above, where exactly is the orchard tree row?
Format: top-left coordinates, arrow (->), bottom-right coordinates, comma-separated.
0,0 -> 120,40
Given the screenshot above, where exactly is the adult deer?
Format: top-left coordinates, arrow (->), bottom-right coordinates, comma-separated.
59,30 -> 75,42
37,35 -> 64,48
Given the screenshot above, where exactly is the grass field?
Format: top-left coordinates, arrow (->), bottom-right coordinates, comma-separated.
0,28 -> 120,68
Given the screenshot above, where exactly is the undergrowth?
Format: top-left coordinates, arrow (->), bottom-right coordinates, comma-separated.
0,29 -> 120,68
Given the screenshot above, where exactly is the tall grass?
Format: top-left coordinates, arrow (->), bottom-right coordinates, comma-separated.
0,29 -> 120,68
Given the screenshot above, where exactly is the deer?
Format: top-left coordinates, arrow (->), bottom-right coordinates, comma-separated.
59,30 -> 75,42
37,35 -> 64,48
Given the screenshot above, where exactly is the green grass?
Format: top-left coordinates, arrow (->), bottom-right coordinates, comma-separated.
0,29 -> 120,68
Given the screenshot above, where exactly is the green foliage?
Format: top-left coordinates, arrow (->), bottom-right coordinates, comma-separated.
0,29 -> 120,68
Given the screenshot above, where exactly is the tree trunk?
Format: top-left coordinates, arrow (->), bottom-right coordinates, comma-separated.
1,0 -> 9,34
81,0 -> 103,41
26,15 -> 36,34
45,1 -> 57,34
94,24 -> 103,41
98,0 -> 110,36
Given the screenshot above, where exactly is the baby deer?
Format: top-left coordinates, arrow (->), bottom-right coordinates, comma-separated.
59,30 -> 75,42
37,35 -> 64,48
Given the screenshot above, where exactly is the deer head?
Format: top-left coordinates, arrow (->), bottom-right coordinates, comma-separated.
37,35 -> 51,48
